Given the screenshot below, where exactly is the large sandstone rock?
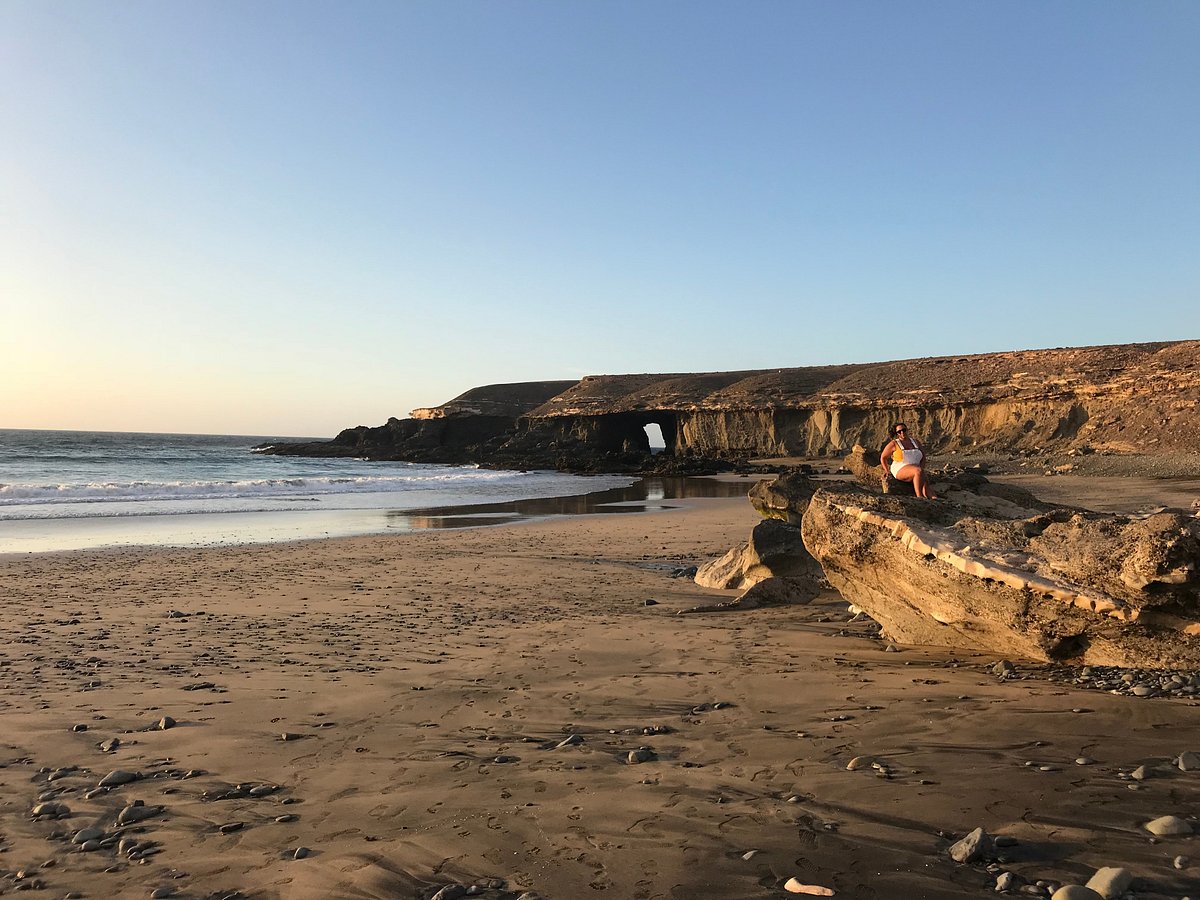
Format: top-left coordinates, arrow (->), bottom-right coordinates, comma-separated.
798,478 -> 1200,667
694,518 -> 819,589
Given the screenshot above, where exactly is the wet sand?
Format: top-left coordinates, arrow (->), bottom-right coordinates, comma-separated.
1,483 -> 1198,899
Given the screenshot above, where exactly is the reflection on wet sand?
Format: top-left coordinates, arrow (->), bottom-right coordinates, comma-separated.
389,476 -> 754,530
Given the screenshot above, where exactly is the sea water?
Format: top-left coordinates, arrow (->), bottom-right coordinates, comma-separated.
0,429 -> 637,553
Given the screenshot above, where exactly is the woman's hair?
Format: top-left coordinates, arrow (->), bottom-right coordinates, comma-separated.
891,423 -> 907,437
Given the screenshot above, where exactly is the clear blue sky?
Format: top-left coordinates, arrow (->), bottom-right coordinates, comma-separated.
3,0 -> 1197,436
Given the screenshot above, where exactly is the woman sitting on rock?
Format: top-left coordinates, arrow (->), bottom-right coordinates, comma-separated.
880,422 -> 936,499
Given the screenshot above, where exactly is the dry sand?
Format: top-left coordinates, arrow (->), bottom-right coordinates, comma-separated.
2,485 -> 1198,899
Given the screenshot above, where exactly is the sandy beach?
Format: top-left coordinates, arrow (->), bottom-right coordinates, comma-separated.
2,483 -> 1198,900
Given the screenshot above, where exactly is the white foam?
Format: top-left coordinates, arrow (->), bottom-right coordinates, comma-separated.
0,470 -> 534,508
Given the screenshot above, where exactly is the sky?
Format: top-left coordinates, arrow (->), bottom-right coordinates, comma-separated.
2,1 -> 1198,437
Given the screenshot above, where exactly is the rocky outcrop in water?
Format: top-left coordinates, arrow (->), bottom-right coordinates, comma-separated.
741,471 -> 1200,667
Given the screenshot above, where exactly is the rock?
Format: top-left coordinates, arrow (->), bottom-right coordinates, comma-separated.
846,755 -> 875,771
679,575 -> 820,614
157,716 -> 176,730
117,802 -> 163,825
948,827 -> 993,863
1084,867 -> 1133,899
430,887 -> 467,900
783,878 -> 834,895
1131,765 -> 1150,780
993,661 -> 1017,677
1050,888 -> 1103,900
72,723 -> 88,732
99,769 -> 138,787
151,889 -> 174,899
694,517 -> 819,590
31,801 -> 70,819
99,737 -> 121,752
555,734 -> 583,749
1145,815 -> 1193,836
71,827 -> 105,844
800,476 -> 1200,666
1178,750 -> 1200,771
750,474 -> 822,525
995,871 -> 1019,891
736,576 -> 820,607
627,747 -> 656,764
292,846 -> 311,860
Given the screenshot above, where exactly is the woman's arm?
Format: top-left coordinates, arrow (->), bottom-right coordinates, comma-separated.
880,440 -> 895,471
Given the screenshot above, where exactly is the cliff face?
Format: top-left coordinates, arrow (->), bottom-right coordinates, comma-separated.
517,341 -> 1200,461
260,340 -> 1200,471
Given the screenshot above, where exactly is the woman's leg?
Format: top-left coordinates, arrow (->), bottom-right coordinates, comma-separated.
895,465 -> 936,499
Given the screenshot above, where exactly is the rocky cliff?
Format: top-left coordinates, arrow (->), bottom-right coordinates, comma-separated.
259,340 -> 1200,472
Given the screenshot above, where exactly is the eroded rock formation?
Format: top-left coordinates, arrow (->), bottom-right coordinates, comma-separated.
740,471 -> 1200,666
261,340 -> 1200,474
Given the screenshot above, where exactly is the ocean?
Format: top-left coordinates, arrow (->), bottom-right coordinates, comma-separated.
0,429 -> 638,553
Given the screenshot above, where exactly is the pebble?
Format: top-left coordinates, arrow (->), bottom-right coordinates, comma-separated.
1050,888 -> 1102,900
1145,815 -> 1193,836
741,849 -> 759,860
627,747 -> 656,764
117,801 -> 162,825
783,878 -> 834,896
151,889 -> 174,899
555,734 -> 584,749
948,827 -> 992,863
99,738 -> 121,752
1131,765 -> 1150,780
219,822 -> 244,834
72,723 -> 88,732
996,871 -> 1019,891
99,769 -> 139,787
1074,757 -> 1094,766
31,801 -> 70,819
1175,855 -> 1189,869
274,814 -> 298,823
1084,867 -> 1132,899
292,846 -> 311,860
430,886 -> 467,900
72,826 -> 105,844
280,732 -> 303,742
846,755 -> 875,771
1178,750 -> 1200,771
157,716 -> 176,730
